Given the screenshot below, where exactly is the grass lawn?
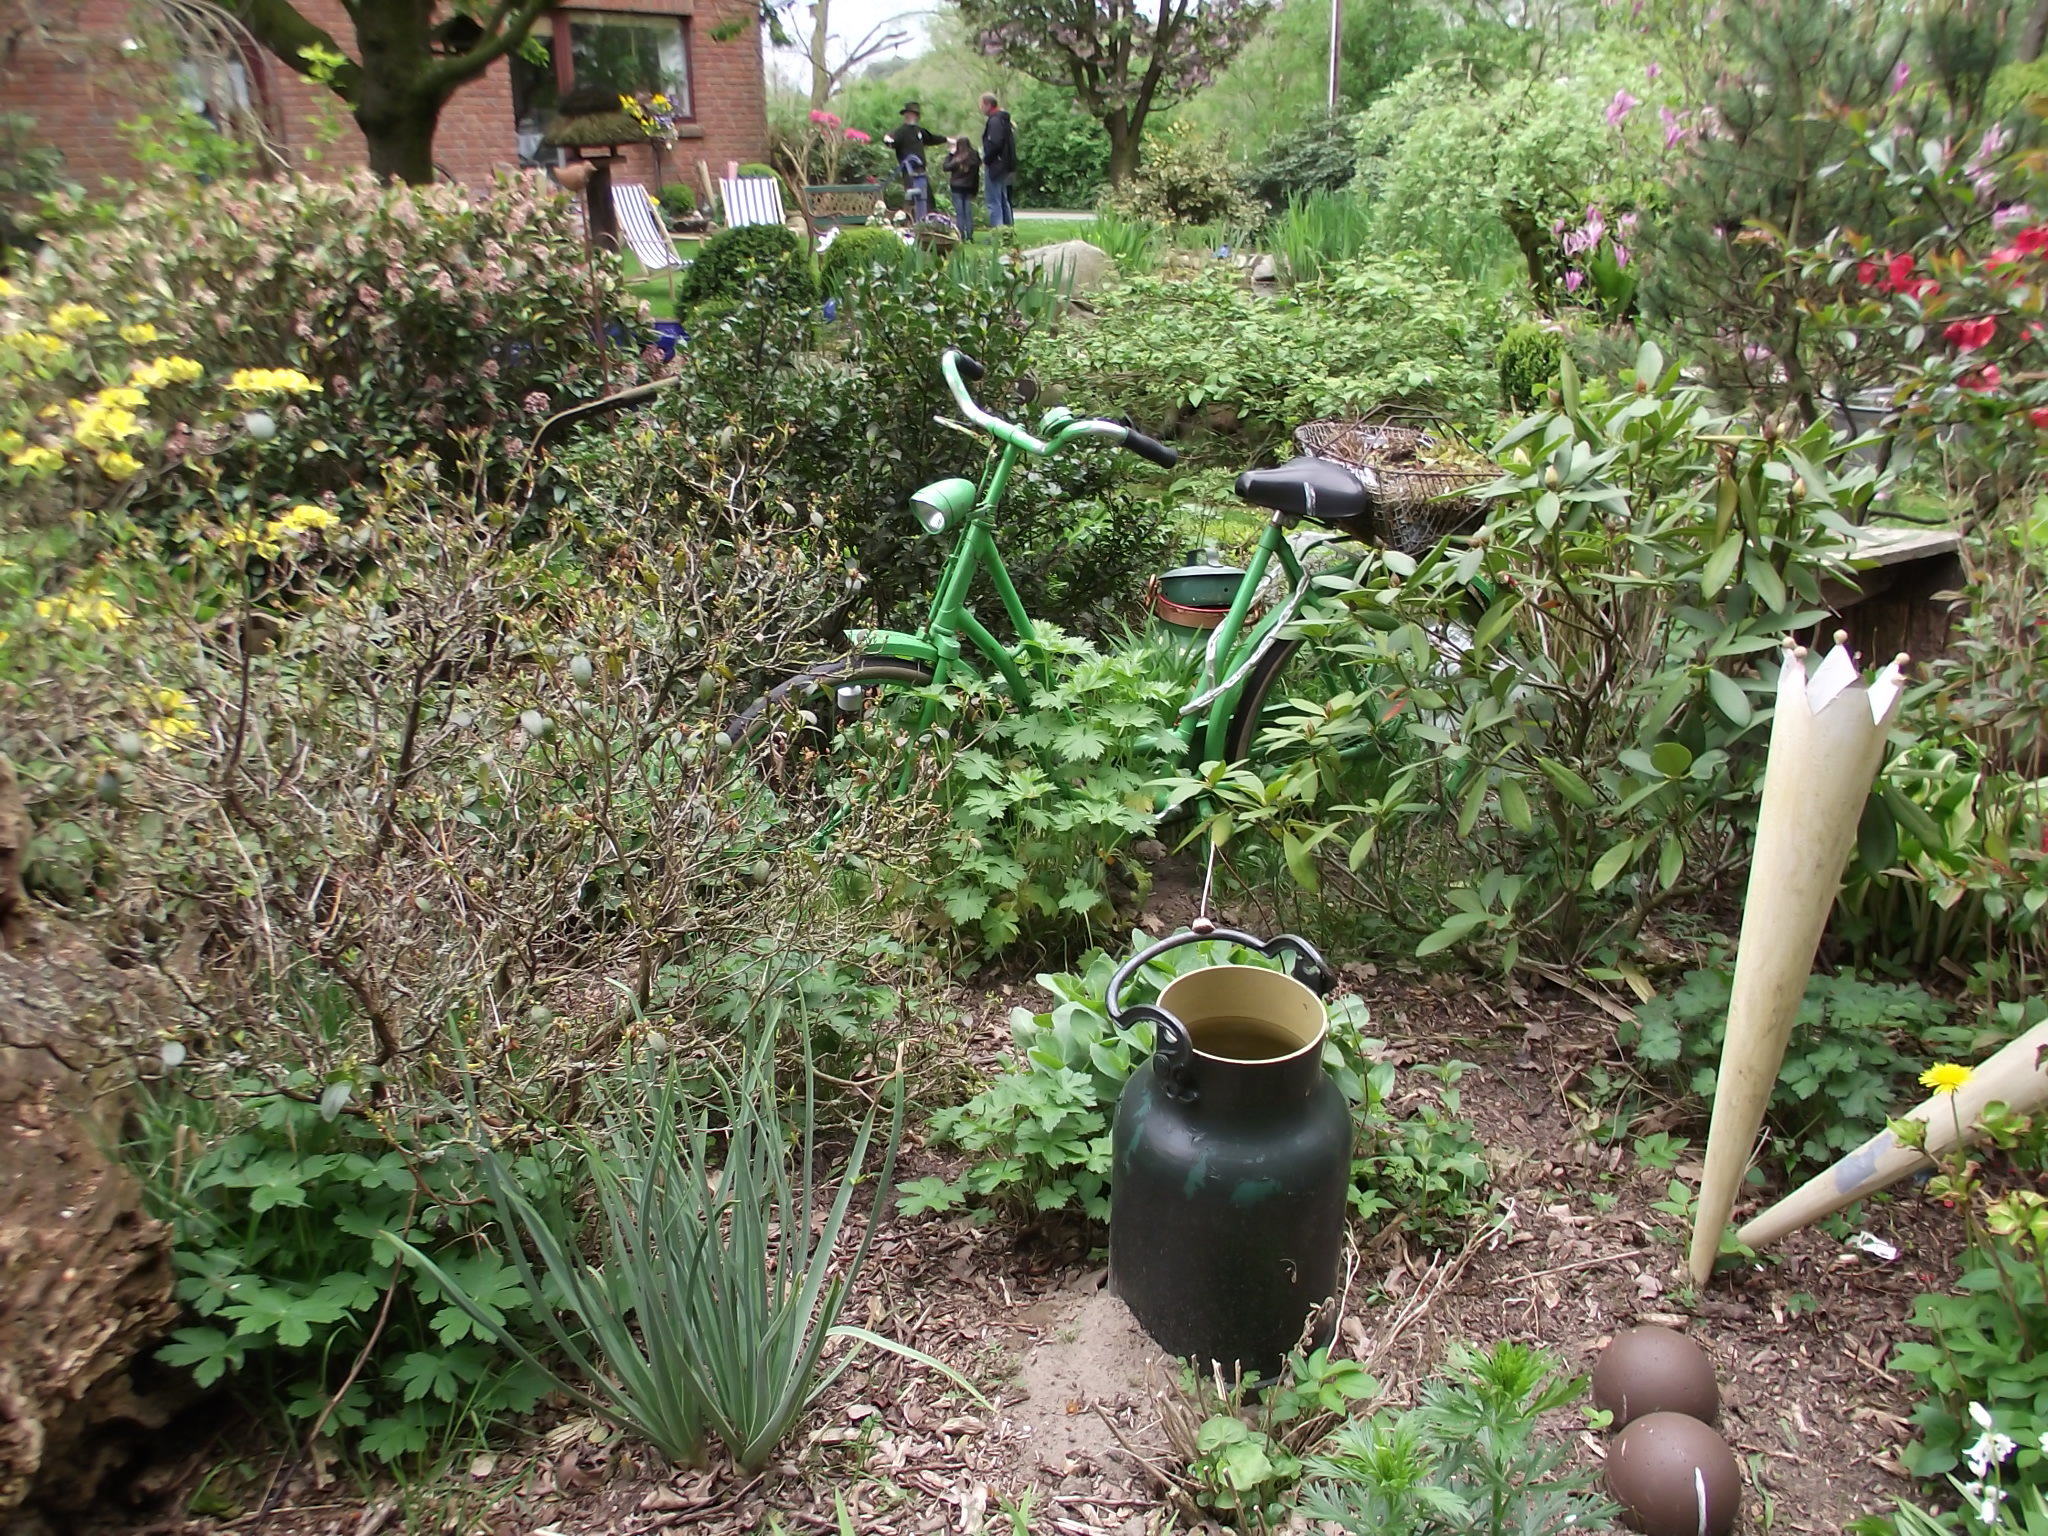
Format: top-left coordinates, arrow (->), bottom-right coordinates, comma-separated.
621,243 -> 697,320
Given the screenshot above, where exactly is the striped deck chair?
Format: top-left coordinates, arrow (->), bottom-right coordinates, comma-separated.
611,181 -> 683,273
719,175 -> 786,229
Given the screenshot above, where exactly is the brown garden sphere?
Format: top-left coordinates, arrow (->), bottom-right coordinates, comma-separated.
1605,1411 -> 1742,1536
1592,1325 -> 1719,1428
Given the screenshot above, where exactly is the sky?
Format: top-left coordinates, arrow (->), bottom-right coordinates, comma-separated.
763,0 -> 940,94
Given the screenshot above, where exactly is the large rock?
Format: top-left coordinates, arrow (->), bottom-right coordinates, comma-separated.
1020,240 -> 1115,296
0,761 -> 184,1518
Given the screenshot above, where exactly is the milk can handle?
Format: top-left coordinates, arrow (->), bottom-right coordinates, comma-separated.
1105,928 -> 1338,1102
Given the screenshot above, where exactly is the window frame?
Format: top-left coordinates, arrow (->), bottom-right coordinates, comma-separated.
552,8 -> 696,123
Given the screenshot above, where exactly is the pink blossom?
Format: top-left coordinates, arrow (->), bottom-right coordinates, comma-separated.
1995,204 -> 2035,230
810,110 -> 826,122
846,128 -> 871,143
1565,269 -> 1585,293
1619,212 -> 1638,233
1660,106 -> 1685,148
1646,61 -> 1662,80
1891,58 -> 1910,94
481,359 -> 500,379
1614,243 -> 1629,268
523,390 -> 552,416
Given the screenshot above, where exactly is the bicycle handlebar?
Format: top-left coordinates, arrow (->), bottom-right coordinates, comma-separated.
942,349 -> 1177,468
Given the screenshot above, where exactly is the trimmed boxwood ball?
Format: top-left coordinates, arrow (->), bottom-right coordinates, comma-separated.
679,223 -> 818,311
820,227 -> 909,297
1497,321 -> 1565,412
657,182 -> 696,219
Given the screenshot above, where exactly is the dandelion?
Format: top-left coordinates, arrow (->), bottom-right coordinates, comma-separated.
118,323 -> 159,345
46,303 -> 110,335
1921,1062 -> 1974,1094
98,450 -> 143,479
266,503 -> 339,536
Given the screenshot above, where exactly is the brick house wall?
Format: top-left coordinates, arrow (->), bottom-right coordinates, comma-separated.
3,0 -> 767,193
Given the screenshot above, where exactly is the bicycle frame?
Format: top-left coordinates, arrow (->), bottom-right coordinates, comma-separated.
847,351 -> 1309,764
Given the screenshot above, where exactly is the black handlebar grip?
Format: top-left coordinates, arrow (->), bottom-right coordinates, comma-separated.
954,353 -> 986,383
1123,429 -> 1179,468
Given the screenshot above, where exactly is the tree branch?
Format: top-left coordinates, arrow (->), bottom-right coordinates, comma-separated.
226,0 -> 362,104
424,0 -> 555,95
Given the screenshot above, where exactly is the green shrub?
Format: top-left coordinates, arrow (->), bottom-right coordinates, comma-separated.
1242,113 -> 1358,212
1010,80 -> 1111,208
657,181 -> 697,218
135,1069 -> 564,1463
818,225 -> 909,296
678,221 -> 818,310
1618,965 -> 1957,1173
1496,321 -> 1563,411
1100,122 -> 1259,228
900,935 -> 1489,1243
22,170 -> 622,519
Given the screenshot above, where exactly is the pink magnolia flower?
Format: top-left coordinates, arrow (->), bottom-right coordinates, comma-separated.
1613,243 -> 1629,268
1660,106 -> 1685,148
1607,90 -> 1639,127
1646,61 -> 1662,80
1565,269 -> 1585,293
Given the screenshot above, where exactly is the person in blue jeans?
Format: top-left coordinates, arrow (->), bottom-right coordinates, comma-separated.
980,93 -> 1016,229
944,137 -> 980,241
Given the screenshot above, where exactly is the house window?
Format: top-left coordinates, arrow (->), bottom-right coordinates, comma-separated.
559,11 -> 691,118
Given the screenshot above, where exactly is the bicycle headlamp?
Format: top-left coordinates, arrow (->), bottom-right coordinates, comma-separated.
910,477 -> 976,534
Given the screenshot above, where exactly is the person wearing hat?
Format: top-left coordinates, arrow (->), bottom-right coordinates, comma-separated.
885,102 -> 946,174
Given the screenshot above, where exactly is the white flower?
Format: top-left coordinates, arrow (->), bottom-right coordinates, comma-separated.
1975,1484 -> 2007,1525
1971,1402 -> 1996,1430
1966,1430 -> 2018,1479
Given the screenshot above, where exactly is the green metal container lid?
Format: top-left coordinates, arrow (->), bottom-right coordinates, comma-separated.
1156,564 -> 1246,608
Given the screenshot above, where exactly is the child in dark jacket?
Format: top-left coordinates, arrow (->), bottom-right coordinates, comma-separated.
943,137 -> 981,241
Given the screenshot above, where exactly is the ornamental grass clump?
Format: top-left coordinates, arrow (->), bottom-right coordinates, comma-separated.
406,1017 -> 977,1470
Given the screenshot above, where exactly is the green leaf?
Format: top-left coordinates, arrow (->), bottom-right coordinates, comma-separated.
1498,774 -> 1534,833
1649,741 -> 1693,779
894,1176 -> 964,1216
159,1327 -> 245,1387
1282,831 -> 1321,894
1455,773 -> 1488,838
1744,551 -> 1787,612
1857,794 -> 1898,873
1700,532 -> 1743,598
1589,838 -> 1637,892
1882,781 -> 1947,852
1536,757 -> 1597,810
1706,669 -> 1751,726
1657,833 -> 1683,890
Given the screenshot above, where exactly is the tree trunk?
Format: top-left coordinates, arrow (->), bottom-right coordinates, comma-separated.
808,0 -> 833,111
359,100 -> 441,182
2025,0 -> 2048,60
1104,112 -> 1142,184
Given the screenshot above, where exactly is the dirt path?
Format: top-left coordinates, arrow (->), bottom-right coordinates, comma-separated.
88,965 -> 1945,1536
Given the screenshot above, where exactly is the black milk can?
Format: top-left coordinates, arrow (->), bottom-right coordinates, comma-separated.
1107,926 -> 1353,1380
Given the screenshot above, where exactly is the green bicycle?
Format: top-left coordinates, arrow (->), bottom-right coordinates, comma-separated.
724,347 -> 1384,779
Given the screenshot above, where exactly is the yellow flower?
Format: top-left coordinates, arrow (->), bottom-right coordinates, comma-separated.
5,332 -> 67,361
267,503 -> 340,537
72,404 -> 139,449
46,303 -> 110,335
131,356 -> 203,389
0,276 -> 15,298
225,367 -> 321,397
118,323 -> 159,345
1921,1062 -> 1974,1095
98,450 -> 143,479
0,430 -> 22,455
36,592 -> 127,630
8,445 -> 64,475
133,687 -> 202,752
215,523 -> 282,559
93,386 -> 148,409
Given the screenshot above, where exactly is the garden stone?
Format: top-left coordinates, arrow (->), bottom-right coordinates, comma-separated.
1251,253 -> 1278,282
1020,240 -> 1114,296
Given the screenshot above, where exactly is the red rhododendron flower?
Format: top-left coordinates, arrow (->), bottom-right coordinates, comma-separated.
1886,253 -> 1914,291
1858,260 -> 1879,286
1988,246 -> 2026,267
1962,364 -> 2003,392
2018,225 -> 2048,254
2029,407 -> 2048,429
1946,316 -> 1997,350
1903,277 -> 1940,301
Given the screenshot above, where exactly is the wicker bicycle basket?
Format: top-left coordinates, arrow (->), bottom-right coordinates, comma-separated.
1293,420 -> 1499,556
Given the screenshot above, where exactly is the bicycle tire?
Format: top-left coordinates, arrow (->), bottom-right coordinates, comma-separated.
1224,635 -> 1388,771
722,655 -> 937,784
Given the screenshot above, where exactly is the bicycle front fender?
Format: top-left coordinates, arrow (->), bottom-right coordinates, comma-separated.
841,630 -> 984,680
